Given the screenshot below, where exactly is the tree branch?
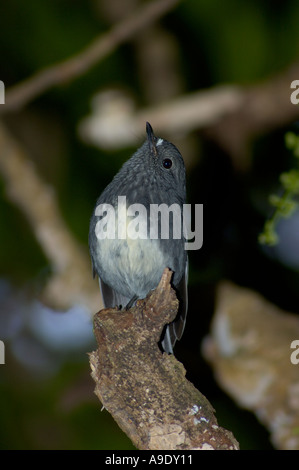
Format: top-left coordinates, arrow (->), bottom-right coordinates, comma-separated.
89,268 -> 239,450
79,85 -> 243,151
1,0 -> 181,113
79,63 -> 299,170
206,63 -> 299,169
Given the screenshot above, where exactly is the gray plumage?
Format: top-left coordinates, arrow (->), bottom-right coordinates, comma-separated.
89,122 -> 188,353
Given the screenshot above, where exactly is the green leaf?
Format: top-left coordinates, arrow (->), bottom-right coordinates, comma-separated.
259,220 -> 279,246
280,170 -> 299,193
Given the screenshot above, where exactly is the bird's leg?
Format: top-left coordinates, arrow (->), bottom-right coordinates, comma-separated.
125,294 -> 138,310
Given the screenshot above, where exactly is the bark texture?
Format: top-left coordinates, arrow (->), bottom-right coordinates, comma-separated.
89,268 -> 239,450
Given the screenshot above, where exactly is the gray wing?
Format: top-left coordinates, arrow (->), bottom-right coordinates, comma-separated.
161,257 -> 188,354
99,277 -> 131,310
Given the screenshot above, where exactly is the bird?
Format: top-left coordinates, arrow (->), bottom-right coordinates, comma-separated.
89,122 -> 188,353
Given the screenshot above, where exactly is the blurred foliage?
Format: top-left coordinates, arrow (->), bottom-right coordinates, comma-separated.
259,132 -> 299,245
1,0 -> 299,450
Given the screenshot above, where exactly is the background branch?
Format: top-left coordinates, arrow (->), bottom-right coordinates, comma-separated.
206,63 -> 299,169
80,62 -> 299,170
0,122 -> 101,312
203,282 -> 299,450
79,85 -> 243,150
1,0 -> 180,113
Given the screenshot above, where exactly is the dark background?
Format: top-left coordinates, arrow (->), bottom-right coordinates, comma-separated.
1,0 -> 299,450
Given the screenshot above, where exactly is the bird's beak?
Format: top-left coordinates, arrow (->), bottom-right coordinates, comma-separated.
146,122 -> 157,156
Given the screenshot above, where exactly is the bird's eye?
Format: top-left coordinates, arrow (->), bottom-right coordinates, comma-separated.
163,158 -> 172,169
